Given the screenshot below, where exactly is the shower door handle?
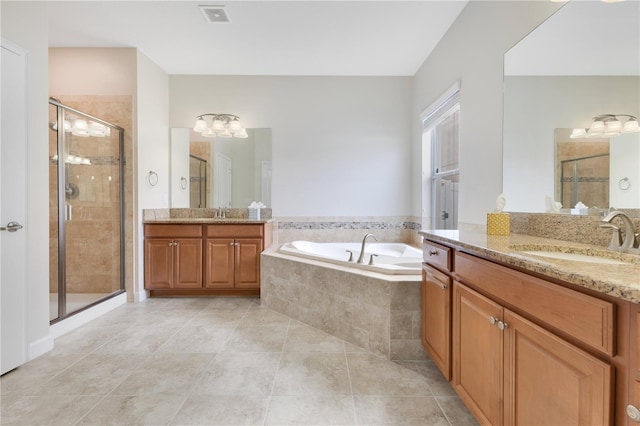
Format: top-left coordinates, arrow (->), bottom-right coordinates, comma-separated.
0,221 -> 23,232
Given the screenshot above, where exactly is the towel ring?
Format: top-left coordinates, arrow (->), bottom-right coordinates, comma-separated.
148,171 -> 158,187
618,177 -> 631,191
180,177 -> 188,190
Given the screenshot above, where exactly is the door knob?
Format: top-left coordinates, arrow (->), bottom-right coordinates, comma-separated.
0,221 -> 23,232
627,404 -> 640,422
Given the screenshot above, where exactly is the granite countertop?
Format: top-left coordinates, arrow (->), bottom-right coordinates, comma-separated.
420,229 -> 640,304
143,218 -> 272,224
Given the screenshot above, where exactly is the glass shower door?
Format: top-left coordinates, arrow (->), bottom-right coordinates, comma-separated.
49,100 -> 124,322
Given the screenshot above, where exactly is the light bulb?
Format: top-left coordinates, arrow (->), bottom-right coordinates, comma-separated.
623,119 -> 640,133
570,128 -> 588,139
218,128 -> 233,138
229,118 -> 243,133
193,119 -> 207,132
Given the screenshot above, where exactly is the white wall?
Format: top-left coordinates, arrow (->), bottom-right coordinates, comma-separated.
503,76 -> 640,212
411,1 -> 561,225
610,133 -> 640,209
170,128 -> 190,208
170,76 -> 412,217
1,1 -> 53,359
136,51 -> 170,301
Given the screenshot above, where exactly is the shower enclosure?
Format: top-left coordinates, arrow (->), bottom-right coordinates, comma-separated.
48,99 -> 125,323
560,153 -> 610,209
189,154 -> 207,208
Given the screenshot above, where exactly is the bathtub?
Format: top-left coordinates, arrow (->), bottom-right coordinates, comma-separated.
278,240 -> 423,275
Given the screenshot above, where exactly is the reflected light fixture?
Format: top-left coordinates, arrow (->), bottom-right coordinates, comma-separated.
49,116 -> 111,138
193,114 -> 248,138
570,114 -> 639,138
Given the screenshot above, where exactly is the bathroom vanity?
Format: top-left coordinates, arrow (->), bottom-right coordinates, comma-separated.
420,229 -> 640,426
144,219 -> 272,296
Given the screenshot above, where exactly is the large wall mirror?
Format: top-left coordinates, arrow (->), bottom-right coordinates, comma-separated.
171,128 -> 272,209
502,1 -> 640,213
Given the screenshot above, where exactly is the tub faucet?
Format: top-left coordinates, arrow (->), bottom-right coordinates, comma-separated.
600,210 -> 639,253
357,233 -> 377,264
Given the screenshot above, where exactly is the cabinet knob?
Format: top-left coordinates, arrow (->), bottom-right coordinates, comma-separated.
428,250 -> 438,256
497,321 -> 508,331
627,404 -> 640,422
489,316 -> 497,325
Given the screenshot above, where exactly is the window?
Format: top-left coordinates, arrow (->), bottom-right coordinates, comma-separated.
421,83 -> 460,230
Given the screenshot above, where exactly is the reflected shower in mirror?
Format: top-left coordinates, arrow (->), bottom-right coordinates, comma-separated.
502,0 -> 640,212
170,128 -> 271,209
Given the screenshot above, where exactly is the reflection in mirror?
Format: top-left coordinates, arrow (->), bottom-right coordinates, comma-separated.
170,128 -> 272,208
555,129 -> 609,210
555,129 -> 640,211
502,1 -> 640,213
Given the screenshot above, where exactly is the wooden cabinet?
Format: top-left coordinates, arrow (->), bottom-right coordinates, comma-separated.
144,225 -> 203,290
144,222 -> 271,295
452,282 -> 503,425
205,237 -> 262,290
421,236 -> 626,425
421,239 -> 453,380
453,281 -> 613,426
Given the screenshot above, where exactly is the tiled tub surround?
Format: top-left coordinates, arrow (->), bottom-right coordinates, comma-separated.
275,216 -> 423,246
261,249 -> 426,361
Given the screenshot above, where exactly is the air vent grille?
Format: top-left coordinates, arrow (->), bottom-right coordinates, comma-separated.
200,6 -> 230,23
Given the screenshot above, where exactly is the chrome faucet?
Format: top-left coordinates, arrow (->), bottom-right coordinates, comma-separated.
357,233 -> 377,264
600,210 -> 639,253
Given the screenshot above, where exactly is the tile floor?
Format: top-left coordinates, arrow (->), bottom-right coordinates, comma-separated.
1,297 -> 477,425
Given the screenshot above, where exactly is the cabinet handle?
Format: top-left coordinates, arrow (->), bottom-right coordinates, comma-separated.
229,242 -> 235,246
435,280 -> 447,290
497,320 -> 508,331
627,404 -> 640,422
489,316 -> 497,325
428,250 -> 438,256
169,241 -> 177,247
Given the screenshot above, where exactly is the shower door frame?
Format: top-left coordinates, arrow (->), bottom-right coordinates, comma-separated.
50,99 -> 125,323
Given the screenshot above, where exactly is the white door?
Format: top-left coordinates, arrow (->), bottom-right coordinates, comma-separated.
1,40 -> 28,375
214,152 -> 232,208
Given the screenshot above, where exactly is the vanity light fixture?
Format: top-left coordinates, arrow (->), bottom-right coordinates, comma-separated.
193,114 -> 248,138
570,114 -> 639,138
49,116 -> 111,138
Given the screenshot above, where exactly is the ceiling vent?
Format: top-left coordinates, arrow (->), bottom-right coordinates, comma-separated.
200,5 -> 231,23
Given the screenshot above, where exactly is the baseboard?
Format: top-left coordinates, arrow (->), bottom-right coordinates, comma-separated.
50,292 -> 127,339
28,335 -> 54,361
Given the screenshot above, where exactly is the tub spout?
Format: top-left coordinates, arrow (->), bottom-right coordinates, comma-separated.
357,233 -> 377,264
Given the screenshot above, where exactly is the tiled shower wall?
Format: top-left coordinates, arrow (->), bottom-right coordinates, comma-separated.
49,95 -> 133,295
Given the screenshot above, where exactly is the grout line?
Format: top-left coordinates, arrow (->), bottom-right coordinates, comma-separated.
343,342 -> 359,426
262,317 -> 291,426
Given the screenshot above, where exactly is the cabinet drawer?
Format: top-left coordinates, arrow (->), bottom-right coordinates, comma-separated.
423,240 -> 451,272
206,224 -> 264,238
144,224 -> 203,238
455,252 -> 615,356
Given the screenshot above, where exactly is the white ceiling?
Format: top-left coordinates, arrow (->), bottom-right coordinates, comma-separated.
42,1 -> 468,76
505,0 -> 640,76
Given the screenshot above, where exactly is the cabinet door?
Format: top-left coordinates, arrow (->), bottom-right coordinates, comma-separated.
453,282 -> 503,426
503,309 -> 612,426
204,238 -> 235,289
234,238 -> 263,289
422,265 -> 451,380
174,238 -> 203,289
144,239 -> 174,289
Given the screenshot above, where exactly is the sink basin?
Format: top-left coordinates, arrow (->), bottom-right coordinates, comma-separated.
509,244 -> 638,266
518,250 -> 629,265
